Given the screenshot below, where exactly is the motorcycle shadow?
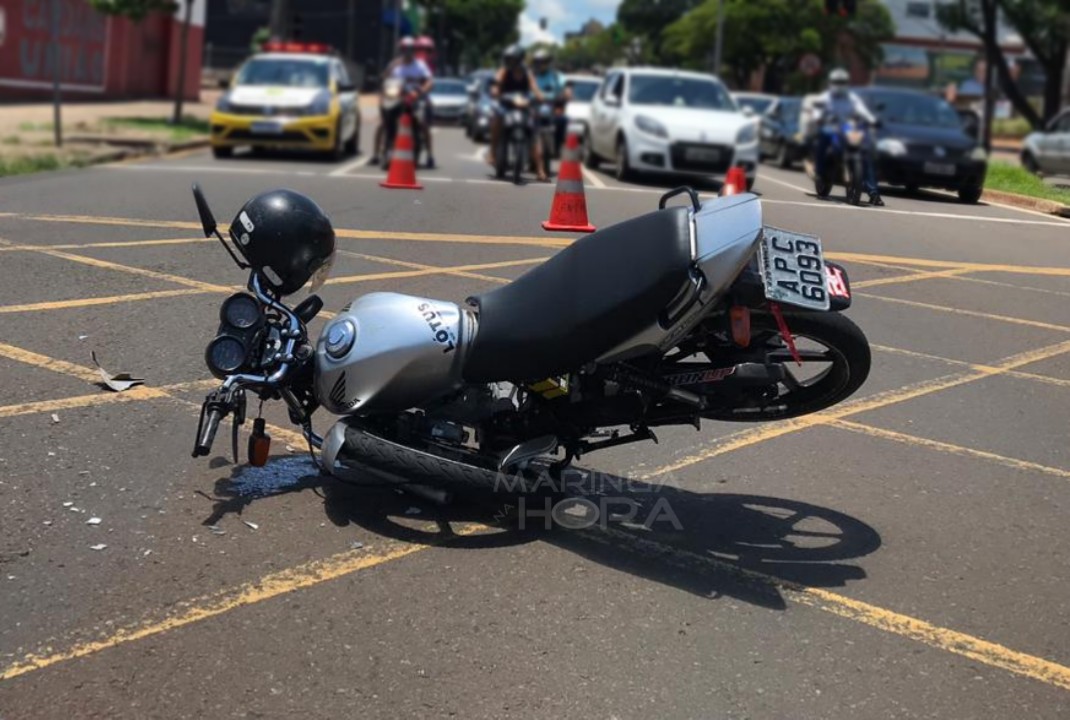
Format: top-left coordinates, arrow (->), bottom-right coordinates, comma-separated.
203,456 -> 881,611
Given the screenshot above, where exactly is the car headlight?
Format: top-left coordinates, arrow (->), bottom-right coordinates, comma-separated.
969,146 -> 988,161
877,138 -> 908,157
735,122 -> 757,145
634,114 -> 668,139
309,91 -> 332,116
215,94 -> 232,113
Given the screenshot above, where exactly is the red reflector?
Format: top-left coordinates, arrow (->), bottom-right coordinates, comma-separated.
730,305 -> 751,347
247,418 -> 271,467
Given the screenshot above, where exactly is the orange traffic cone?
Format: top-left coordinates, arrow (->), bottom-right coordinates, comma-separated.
721,165 -> 748,196
380,113 -> 423,190
542,133 -> 596,233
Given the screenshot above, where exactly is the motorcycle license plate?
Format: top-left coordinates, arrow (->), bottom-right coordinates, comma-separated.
924,161 -> 955,176
758,226 -> 830,311
251,121 -> 284,135
686,147 -> 720,162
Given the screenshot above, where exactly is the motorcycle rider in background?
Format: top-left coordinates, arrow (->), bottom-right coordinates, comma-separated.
811,68 -> 883,206
531,48 -> 571,172
488,44 -> 548,182
370,37 -> 436,169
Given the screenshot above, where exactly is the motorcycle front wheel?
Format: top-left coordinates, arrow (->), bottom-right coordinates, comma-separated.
700,311 -> 871,422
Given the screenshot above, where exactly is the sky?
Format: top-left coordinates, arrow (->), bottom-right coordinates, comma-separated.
518,0 -> 623,46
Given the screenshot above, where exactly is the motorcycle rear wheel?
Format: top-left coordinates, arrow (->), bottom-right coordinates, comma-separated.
700,311 -> 871,422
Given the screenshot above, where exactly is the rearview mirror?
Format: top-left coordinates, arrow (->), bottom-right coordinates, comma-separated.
217,76 -> 230,89
192,182 -> 218,238
742,106 -> 755,117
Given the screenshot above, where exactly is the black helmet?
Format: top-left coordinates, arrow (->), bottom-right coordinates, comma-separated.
503,44 -> 524,63
229,189 -> 336,296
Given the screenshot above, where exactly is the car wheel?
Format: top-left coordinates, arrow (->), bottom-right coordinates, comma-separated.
212,146 -> 233,159
1021,151 -> 1040,175
344,121 -> 359,156
958,182 -> 983,204
776,142 -> 792,169
331,119 -> 345,161
615,136 -> 634,182
583,130 -> 601,169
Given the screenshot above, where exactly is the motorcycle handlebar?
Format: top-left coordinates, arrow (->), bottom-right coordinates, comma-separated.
193,407 -> 224,457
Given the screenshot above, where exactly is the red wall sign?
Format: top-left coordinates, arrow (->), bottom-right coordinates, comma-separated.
0,0 -> 110,93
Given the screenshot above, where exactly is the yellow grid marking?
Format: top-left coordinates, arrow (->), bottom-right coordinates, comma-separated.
645,339 -> 1070,478
3,338 -> 1070,692
28,246 -> 232,292
857,292 -> 1070,333
339,251 -> 514,285
0,288 -> 206,314
0,238 -> 213,252
830,419 -> 1070,479
852,268 -> 974,289
872,344 -> 1070,389
593,526 -> 1070,692
9,213 -> 1068,276
326,257 -> 546,285
0,525 -> 489,682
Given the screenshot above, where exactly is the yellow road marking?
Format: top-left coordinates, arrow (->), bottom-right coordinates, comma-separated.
828,251 -> 1070,278
0,525 -> 489,682
339,251 -> 514,285
857,292 -> 1070,333
872,344 -> 1070,389
0,342 -> 119,385
830,419 -> 1070,479
646,339 -> 1070,478
326,257 -> 545,286
26,246 -> 232,293
0,386 -> 166,418
852,268 -> 974,289
4,337 -> 1070,692
0,238 -> 213,252
0,288 -> 206,314
11,211 -> 1070,276
593,526 -> 1070,691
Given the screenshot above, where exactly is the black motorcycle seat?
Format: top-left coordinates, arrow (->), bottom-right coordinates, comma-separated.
462,206 -> 693,383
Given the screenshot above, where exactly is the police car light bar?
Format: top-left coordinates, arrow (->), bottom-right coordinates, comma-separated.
261,41 -> 334,54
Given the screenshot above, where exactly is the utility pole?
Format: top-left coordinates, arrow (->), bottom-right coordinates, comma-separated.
347,0 -> 356,60
980,0 -> 996,153
713,0 -> 725,78
50,0 -> 62,147
269,0 -> 291,40
393,0 -> 402,49
172,0 -> 195,125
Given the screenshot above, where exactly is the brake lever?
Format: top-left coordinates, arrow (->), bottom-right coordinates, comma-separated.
230,389 -> 247,464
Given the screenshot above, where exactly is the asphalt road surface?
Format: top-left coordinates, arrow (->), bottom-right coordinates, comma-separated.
1,122 -> 1069,719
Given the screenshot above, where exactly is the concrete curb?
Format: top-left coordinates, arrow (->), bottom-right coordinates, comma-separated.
982,188 -> 1070,218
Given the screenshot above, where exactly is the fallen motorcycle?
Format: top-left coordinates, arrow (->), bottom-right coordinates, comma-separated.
191,183 -> 869,495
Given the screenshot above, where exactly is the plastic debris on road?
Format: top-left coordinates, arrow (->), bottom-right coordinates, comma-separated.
86,517 -> 102,525
89,543 -> 107,551
50,413 -> 60,424
91,351 -> 145,392
350,541 -> 364,550
243,520 -> 259,530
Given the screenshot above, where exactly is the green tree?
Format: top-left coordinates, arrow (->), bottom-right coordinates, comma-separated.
662,0 -> 892,91
938,0 -> 1069,127
617,0 -> 702,61
557,24 -> 646,71
413,0 -> 523,71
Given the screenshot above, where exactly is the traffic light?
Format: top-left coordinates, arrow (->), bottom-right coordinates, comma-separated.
824,0 -> 839,14
291,13 -> 304,40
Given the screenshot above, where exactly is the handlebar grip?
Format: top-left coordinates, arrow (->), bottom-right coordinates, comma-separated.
193,408 -> 223,457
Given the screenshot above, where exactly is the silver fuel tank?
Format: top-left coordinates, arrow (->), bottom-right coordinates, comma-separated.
315,292 -> 474,415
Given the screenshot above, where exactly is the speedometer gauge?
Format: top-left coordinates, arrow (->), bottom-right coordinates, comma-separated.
206,335 -> 248,378
220,293 -> 263,330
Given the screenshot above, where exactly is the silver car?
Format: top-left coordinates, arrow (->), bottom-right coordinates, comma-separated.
1022,109 -> 1070,175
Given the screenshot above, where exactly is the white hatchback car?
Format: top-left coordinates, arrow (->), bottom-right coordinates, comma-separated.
585,67 -> 758,188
